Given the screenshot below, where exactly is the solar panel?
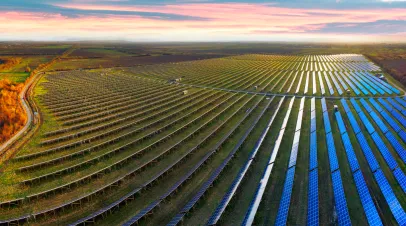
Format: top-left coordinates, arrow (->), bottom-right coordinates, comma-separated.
378,98 -> 393,112
335,112 -> 347,135
355,133 -> 379,172
311,97 -> 316,111
369,111 -> 389,134
307,169 -> 319,226
309,131 -> 318,170
399,130 -> 406,143
384,132 -> 406,164
326,133 -> 339,172
370,132 -> 398,171
321,98 -> 327,113
323,112 -> 331,134
345,112 -> 361,135
369,98 -> 383,112
390,110 -> 406,128
340,99 -> 351,113
331,170 -> 351,226
340,132 -> 359,172
360,99 -> 373,113
353,171 -> 383,226
289,132 -> 301,168
387,98 -> 404,112
379,110 -> 401,133
395,97 -> 406,108
374,169 -> 406,225
358,111 -> 375,134
350,98 -> 362,113
311,110 -> 317,133
274,167 -> 296,226
393,168 -> 406,193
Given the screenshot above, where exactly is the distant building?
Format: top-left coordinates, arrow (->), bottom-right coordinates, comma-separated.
182,90 -> 188,95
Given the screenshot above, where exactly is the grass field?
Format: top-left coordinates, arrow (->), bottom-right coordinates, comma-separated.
0,51 -> 405,226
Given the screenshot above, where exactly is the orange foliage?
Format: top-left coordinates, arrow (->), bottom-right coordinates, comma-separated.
0,79 -> 26,143
0,57 -> 22,71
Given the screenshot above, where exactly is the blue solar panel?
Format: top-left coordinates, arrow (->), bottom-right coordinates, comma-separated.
387,98 -> 404,112
393,168 -> 406,193
323,112 -> 331,134
321,98 -> 327,113
391,110 -> 406,128
360,99 -> 373,113
379,110 -> 401,133
335,112 -> 347,135
331,170 -> 351,226
378,98 -> 393,112
340,99 -> 351,113
309,131 -> 318,170
374,169 -> 406,225
355,133 -> 379,172
346,112 -> 361,135
369,111 -> 389,134
384,132 -> 406,164
353,171 -> 383,226
358,111 -> 375,134
341,132 -> 360,173
326,132 -> 339,172
395,97 -> 406,108
311,110 -> 317,133
369,98 -> 383,112
307,169 -> 319,226
274,167 -> 296,226
370,132 -> 398,171
350,98 -> 361,113
399,130 -> 406,143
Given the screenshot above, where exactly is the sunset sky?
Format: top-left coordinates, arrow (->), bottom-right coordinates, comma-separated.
1,0 -> 406,42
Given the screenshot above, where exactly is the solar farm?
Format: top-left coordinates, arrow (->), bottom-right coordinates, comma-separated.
0,54 -> 405,226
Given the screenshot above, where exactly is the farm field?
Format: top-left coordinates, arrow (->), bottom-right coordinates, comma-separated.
0,53 -> 405,226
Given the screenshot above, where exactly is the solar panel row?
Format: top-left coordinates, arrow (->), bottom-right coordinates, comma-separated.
393,168 -> 406,194
353,171 -> 383,226
384,132 -> 406,164
309,131 -> 318,171
274,167 -> 296,226
370,132 -> 398,171
355,133 -> 380,172
369,98 -> 383,112
395,97 -> 406,108
321,98 -> 327,113
359,99 -> 373,113
323,72 -> 334,95
346,111 -> 361,135
331,170 -> 352,226
366,72 -> 400,94
307,169 -> 319,226
374,169 -> 406,225
308,98 -> 319,226
369,111 -> 389,134
323,112 -> 331,134
350,98 -> 362,113
326,132 -> 339,173
329,72 -> 343,95
341,132 -> 360,173
340,98 -> 351,113
387,98 -> 405,114
318,72 -> 326,95
358,111 -> 375,134
358,73 -> 385,95
335,112 -> 347,135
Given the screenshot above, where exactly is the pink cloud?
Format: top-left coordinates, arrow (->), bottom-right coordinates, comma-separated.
0,3 -> 406,42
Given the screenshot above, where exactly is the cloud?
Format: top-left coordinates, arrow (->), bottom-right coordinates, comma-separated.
0,1 -> 405,42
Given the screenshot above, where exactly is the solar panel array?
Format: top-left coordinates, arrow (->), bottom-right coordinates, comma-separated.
321,98 -> 351,225
242,97 -> 295,226
340,99 -> 406,224
334,109 -> 382,225
207,97 -> 286,225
